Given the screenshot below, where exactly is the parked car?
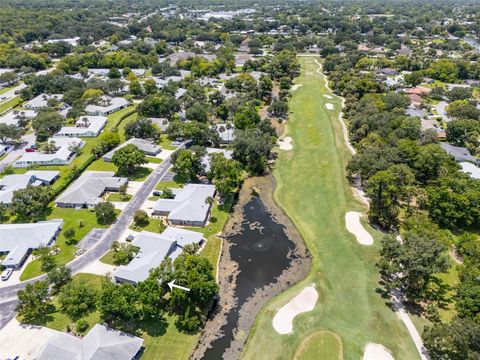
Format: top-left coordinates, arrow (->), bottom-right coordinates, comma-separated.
75,248 -> 85,256
25,148 -> 35,152
1,268 -> 13,281
153,190 -> 161,196
126,234 -> 135,242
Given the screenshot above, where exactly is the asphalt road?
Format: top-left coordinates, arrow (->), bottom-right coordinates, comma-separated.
0,148 -> 178,324
0,134 -> 36,173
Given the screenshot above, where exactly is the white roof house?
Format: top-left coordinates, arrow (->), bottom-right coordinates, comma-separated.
85,97 -> 129,116
201,148 -> 233,173
38,324 -> 143,360
460,162 -> 480,179
0,171 -> 59,205
13,137 -> 84,168
0,219 -> 63,269
0,109 -> 36,126
103,138 -> 161,162
56,171 -> 128,209
55,116 -> 107,137
153,184 -> 216,226
114,227 -> 204,284
212,123 -> 235,143
24,94 -> 63,110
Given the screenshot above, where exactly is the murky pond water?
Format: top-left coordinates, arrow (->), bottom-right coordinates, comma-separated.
201,195 -> 297,360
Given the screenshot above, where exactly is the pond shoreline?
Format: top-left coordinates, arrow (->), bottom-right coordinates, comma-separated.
190,175 -> 311,360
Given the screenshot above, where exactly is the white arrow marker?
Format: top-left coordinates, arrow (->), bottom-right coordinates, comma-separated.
167,280 -> 190,292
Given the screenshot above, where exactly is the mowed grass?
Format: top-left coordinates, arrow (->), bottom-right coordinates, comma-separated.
20,207 -> 115,280
241,56 -> 420,360
0,96 -> 21,114
294,331 -> 343,360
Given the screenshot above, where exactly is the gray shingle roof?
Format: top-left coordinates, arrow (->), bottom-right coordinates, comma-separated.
56,171 -> 127,207
0,219 -> 63,268
153,184 -> 216,224
114,227 -> 203,284
38,324 -> 143,360
103,138 -> 161,161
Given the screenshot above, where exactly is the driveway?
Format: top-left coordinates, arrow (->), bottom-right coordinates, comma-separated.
0,146 -> 180,326
0,133 -> 35,172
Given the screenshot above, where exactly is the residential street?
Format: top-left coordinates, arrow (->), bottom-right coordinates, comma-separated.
0,148 -> 178,327
0,133 -> 35,172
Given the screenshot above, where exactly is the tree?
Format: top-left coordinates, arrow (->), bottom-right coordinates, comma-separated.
10,186 -> 53,219
16,280 -> 50,321
98,279 -> 138,324
32,111 -> 65,142
172,149 -> 202,182
259,75 -> 273,98
47,266 -> 72,294
185,102 -> 208,122
36,245 -> 56,272
383,92 -> 410,111
124,117 -> 160,141
414,143 -> 459,183
0,123 -> 23,144
133,210 -> 149,227
447,100 -> 480,120
208,153 -> 243,196
0,71 -> 17,86
447,87 -> 473,102
379,229 -> 449,302
169,252 -> 218,332
59,279 -> 97,320
365,164 -> 415,228
81,88 -> 104,102
232,128 -> 275,175
111,241 -> 139,265
424,319 -> 480,360
404,71 -> 424,86
138,94 -> 179,119
94,201 -> 116,225
112,144 -> 146,174
92,131 -> 120,158
233,105 -> 260,130
268,99 -> 288,118
447,119 -> 480,153
108,67 -> 121,79
427,59 -> 458,82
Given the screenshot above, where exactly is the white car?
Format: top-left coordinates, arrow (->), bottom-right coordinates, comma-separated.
1,268 -> 13,281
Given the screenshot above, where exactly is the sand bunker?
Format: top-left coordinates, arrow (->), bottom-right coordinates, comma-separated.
272,286 -> 318,334
323,94 -> 333,99
363,343 -> 395,360
345,211 -> 374,245
291,84 -> 303,91
325,103 -> 334,110
278,137 -> 293,151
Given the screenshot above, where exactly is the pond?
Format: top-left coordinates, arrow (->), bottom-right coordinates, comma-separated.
201,193 -> 300,359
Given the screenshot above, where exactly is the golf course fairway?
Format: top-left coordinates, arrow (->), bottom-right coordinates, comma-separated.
241,56 -> 420,359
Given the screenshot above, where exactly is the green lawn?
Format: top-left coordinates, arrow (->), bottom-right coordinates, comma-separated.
294,331 -> 343,360
155,178 -> 184,191
106,193 -> 132,202
0,83 -> 19,96
242,56 -> 420,360
129,217 -> 166,233
87,159 -> 117,172
0,96 -> 21,114
200,236 -> 222,279
159,135 -> 177,150
146,156 -> 162,163
18,273 -> 104,334
20,207 -> 116,281
99,250 -> 116,265
18,273 -> 199,359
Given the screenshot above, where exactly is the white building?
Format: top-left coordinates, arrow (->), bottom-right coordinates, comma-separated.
24,94 -> 63,110
55,115 -> 107,137
13,137 -> 84,168
85,96 -> 129,116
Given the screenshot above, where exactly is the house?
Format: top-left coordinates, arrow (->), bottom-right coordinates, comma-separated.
0,109 -> 36,126
460,162 -> 480,179
13,137 -> 84,168
103,138 -> 161,162
85,96 -> 129,116
37,324 -> 143,360
201,148 -> 233,173
153,184 -> 216,226
0,219 -> 63,269
24,94 -> 63,110
114,227 -> 204,284
55,116 -> 107,137
166,51 -> 196,65
0,171 -> 59,205
212,123 -> 235,143
405,87 -> 431,96
408,93 -> 423,106
441,143 -> 479,163
56,171 -> 128,208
